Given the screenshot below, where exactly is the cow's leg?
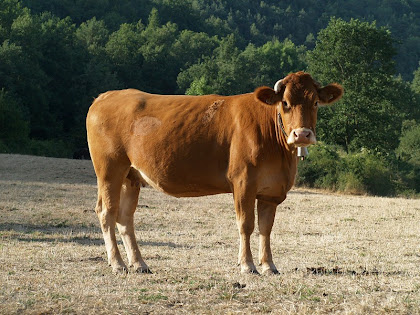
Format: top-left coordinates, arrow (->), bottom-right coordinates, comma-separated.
93,160 -> 129,273
95,172 -> 128,274
116,168 -> 151,273
233,182 -> 258,274
257,199 -> 279,274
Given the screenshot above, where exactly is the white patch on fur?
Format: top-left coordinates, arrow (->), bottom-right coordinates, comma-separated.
202,100 -> 224,125
132,116 -> 161,136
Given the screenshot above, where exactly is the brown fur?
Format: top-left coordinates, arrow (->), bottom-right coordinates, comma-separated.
86,71 -> 343,274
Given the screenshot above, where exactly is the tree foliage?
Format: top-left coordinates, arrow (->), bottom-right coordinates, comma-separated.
412,64 -> 420,95
308,18 -> 417,154
0,0 -> 419,195
178,37 -> 306,95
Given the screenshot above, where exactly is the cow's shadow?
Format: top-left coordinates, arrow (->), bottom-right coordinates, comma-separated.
0,222 -> 184,248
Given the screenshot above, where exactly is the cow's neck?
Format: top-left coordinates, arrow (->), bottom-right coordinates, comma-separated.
273,105 -> 294,156
257,105 -> 298,196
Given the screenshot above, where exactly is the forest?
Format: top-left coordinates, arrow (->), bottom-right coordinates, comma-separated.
0,0 -> 419,196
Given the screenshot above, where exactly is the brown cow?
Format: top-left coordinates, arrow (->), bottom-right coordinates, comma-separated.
86,71 -> 343,274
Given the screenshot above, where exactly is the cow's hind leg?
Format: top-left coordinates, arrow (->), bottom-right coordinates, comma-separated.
257,199 -> 279,275
95,170 -> 128,274
116,167 -> 151,273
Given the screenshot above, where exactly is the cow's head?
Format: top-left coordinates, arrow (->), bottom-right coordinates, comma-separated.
255,71 -> 343,148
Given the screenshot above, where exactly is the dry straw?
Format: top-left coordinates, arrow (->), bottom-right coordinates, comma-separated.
1,154 -> 419,314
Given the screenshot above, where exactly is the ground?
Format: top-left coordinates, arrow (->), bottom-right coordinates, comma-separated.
0,154 -> 419,314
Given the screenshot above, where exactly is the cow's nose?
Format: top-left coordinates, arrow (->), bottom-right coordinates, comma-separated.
293,129 -> 311,142
287,128 -> 316,145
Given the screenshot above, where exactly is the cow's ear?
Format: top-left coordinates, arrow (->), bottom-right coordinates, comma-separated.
254,87 -> 283,106
318,83 -> 343,105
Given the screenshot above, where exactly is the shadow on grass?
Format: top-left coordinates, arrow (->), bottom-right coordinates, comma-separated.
301,266 -> 408,277
0,223 -> 186,248
0,222 -> 103,245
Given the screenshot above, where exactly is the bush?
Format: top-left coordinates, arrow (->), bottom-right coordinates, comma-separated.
0,90 -> 29,144
296,143 -> 341,190
26,139 -> 73,158
337,172 -> 365,195
0,89 -> 75,158
396,121 -> 420,193
396,120 -> 420,167
296,144 -> 397,196
340,150 -> 396,196
0,138 -> 73,158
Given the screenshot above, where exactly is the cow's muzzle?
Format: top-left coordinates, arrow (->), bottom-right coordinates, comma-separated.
287,128 -> 316,146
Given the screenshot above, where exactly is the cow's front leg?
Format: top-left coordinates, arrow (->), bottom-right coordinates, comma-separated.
257,199 -> 279,274
233,183 -> 258,274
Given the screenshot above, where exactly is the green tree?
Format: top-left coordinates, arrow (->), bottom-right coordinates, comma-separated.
76,17 -> 109,53
177,33 -> 241,95
412,63 -> 420,95
138,8 -> 179,93
76,17 -> 120,97
0,40 -> 24,94
105,8 -> 182,93
105,22 -> 144,89
0,0 -> 24,41
0,89 -> 29,151
178,37 -> 306,95
8,9 -> 52,139
171,30 -> 218,70
238,39 -> 306,89
307,18 -> 401,153
74,17 -> 121,149
37,13 -> 86,136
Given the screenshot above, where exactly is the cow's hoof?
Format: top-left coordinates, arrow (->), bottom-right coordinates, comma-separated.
240,267 -> 260,275
262,268 -> 280,275
135,267 -> 153,274
240,261 -> 260,275
112,265 -> 128,274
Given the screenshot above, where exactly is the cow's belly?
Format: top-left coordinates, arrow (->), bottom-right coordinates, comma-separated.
126,118 -> 232,197
132,164 -> 231,197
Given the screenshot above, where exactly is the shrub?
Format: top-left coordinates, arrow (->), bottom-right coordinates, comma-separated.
0,90 -> 29,144
341,150 -> 396,196
296,143 -> 341,190
337,172 -> 365,195
396,121 -> 420,193
296,145 -> 397,196
396,120 -> 420,167
27,139 -> 73,158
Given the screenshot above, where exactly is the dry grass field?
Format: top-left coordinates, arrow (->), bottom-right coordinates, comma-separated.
1,154 -> 420,314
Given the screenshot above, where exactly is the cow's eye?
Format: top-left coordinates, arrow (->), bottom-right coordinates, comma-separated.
282,101 -> 290,108
315,101 -> 319,107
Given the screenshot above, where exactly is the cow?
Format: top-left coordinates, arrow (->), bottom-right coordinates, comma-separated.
86,71 -> 343,275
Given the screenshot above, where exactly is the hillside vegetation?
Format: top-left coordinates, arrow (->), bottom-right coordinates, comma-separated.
0,0 -> 419,196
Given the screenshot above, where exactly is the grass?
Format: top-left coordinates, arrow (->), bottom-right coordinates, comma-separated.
1,153 -> 420,314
